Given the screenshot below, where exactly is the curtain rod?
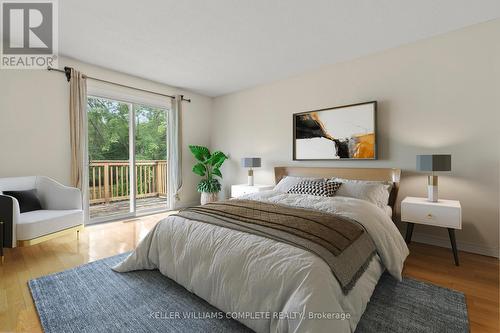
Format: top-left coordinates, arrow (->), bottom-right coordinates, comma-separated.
47,66 -> 191,103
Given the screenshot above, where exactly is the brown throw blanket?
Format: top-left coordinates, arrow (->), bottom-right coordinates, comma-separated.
173,199 -> 376,293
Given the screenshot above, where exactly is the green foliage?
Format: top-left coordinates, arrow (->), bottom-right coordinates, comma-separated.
87,97 -> 167,161
189,145 -> 228,193
197,179 -> 222,193
192,163 -> 206,176
189,145 -> 210,162
212,168 -> 222,178
207,151 -> 227,168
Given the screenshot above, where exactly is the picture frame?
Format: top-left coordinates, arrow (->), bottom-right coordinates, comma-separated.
293,101 -> 377,160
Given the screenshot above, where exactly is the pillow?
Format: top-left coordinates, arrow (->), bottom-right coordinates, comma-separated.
2,189 -> 42,213
287,180 -> 342,197
331,177 -> 393,194
330,180 -> 390,208
274,176 -> 323,193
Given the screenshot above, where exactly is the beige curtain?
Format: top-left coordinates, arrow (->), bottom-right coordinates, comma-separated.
168,95 -> 183,208
69,68 -> 88,221
69,68 -> 87,188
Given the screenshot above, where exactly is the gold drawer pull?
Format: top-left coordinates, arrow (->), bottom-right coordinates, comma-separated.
427,213 -> 433,218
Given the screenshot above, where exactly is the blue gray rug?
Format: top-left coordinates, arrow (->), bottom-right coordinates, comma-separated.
356,273 -> 469,333
29,253 -> 469,333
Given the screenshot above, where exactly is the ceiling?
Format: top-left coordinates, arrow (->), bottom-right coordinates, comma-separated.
60,0 -> 500,97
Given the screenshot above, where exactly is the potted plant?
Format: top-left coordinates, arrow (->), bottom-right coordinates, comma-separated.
189,145 -> 228,205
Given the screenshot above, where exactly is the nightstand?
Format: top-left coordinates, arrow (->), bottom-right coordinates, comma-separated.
231,184 -> 274,198
401,196 -> 462,266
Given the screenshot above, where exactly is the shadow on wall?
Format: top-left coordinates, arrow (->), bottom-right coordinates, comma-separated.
221,158 -> 241,199
374,99 -> 392,161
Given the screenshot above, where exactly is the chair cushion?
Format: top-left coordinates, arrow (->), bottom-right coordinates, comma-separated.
17,209 -> 83,240
3,189 -> 42,213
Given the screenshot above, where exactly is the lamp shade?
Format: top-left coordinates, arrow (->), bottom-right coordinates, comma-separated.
416,154 -> 451,172
241,157 -> 261,168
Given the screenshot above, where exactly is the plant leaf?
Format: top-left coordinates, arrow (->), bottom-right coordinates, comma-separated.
192,163 -> 206,176
212,168 -> 222,178
208,151 -> 228,168
197,179 -> 221,193
189,145 -> 211,162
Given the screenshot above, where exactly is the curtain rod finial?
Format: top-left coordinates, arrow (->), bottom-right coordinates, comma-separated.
64,66 -> 71,82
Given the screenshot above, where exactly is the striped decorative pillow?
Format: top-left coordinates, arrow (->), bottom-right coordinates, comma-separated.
287,180 -> 342,197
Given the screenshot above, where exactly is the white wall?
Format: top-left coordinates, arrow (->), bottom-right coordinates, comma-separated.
0,56 -> 212,208
1,21 -> 498,257
212,20 -> 500,257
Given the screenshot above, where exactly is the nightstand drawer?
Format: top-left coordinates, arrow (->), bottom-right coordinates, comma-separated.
233,187 -> 258,197
401,202 -> 461,229
231,184 -> 274,198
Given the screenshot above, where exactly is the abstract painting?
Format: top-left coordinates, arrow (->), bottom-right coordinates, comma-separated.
293,101 -> 377,160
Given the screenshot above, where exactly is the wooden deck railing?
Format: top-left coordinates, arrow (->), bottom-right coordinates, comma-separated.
89,160 -> 167,204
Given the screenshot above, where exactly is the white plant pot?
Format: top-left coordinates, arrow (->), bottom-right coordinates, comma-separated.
200,192 -> 218,205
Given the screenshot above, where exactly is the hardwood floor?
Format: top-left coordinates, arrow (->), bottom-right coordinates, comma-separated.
0,214 -> 498,332
0,212 -> 172,333
403,242 -> 499,333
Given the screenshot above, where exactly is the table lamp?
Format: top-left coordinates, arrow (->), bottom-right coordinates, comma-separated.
416,154 -> 451,202
241,158 -> 261,186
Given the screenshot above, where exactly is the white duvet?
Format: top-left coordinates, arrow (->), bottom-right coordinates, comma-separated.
113,191 -> 409,332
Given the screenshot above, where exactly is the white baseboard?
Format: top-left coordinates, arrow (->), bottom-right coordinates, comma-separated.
411,231 -> 500,258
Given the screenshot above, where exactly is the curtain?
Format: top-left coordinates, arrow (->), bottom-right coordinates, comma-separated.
69,68 -> 89,221
168,95 -> 183,208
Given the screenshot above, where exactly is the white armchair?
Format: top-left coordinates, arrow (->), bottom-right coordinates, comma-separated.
0,176 -> 83,248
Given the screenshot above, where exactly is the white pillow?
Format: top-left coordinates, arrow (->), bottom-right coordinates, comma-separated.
331,178 -> 391,208
274,176 -> 323,193
332,178 -> 393,193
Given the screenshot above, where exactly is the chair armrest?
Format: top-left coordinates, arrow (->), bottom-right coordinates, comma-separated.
0,194 -> 20,247
36,177 -> 82,210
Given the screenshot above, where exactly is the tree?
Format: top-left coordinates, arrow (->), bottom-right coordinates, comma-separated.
135,105 -> 167,160
87,97 -> 167,161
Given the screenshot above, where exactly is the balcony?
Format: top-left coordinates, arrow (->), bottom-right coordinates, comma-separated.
89,160 -> 168,219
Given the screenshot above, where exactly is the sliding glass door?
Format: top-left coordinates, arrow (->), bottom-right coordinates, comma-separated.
134,104 -> 168,215
87,96 -> 169,222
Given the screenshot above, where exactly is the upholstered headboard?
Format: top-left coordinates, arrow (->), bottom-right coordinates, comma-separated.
274,166 -> 401,213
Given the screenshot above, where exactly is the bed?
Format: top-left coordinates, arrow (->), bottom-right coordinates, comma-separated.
113,167 -> 409,332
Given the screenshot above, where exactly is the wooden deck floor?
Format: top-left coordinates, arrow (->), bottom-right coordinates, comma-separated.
89,196 -> 168,219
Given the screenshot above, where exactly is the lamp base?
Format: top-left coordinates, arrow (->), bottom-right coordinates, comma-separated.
427,175 -> 438,202
247,169 -> 254,186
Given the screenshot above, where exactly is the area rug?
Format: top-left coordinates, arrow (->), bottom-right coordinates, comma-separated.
356,273 -> 469,333
29,253 -> 469,333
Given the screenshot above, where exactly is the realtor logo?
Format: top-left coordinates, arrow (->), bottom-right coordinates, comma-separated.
1,0 -> 58,69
